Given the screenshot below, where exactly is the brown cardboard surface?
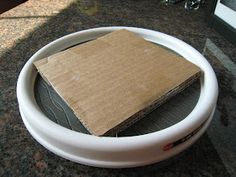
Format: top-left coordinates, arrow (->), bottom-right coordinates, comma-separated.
34,30 -> 201,136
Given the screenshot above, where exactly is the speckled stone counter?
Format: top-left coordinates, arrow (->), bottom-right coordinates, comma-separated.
1,0 -> 236,176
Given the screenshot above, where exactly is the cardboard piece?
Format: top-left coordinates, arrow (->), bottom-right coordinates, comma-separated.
34,30 -> 201,136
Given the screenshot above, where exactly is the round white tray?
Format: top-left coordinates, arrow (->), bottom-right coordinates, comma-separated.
17,27 -> 218,168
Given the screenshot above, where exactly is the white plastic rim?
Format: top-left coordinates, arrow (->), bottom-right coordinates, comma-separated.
17,27 -> 218,168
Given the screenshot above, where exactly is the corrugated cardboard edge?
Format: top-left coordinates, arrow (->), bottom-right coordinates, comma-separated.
104,71 -> 202,136
34,58 -> 51,86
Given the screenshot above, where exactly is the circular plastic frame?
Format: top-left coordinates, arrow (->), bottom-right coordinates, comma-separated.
17,27 -> 218,168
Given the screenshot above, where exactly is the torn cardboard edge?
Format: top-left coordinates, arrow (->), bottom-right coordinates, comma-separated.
34,29 -> 201,136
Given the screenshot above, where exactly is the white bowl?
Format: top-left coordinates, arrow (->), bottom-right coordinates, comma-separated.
17,27 -> 218,168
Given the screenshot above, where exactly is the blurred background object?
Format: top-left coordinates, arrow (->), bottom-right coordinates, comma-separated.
0,0 -> 28,14
184,0 -> 202,10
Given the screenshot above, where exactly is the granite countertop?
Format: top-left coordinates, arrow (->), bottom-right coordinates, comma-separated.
0,0 -> 236,176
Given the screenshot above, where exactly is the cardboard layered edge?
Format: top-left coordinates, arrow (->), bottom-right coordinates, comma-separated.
104,71 -> 202,136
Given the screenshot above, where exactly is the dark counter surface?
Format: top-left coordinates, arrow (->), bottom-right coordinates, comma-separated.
0,0 -> 236,176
